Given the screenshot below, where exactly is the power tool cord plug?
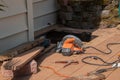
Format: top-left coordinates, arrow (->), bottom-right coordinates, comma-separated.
81,56 -> 120,66
95,67 -> 117,74
84,43 -> 120,54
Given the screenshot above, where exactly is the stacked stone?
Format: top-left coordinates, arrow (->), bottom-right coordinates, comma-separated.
100,0 -> 120,28
58,0 -> 120,29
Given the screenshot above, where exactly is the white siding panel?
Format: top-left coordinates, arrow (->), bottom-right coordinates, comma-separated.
0,31 -> 28,53
0,0 -> 26,18
0,13 -> 28,39
26,0 -> 34,41
0,0 -> 58,53
34,12 -> 57,31
33,0 -> 58,18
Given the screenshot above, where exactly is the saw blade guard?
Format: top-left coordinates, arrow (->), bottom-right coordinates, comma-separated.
56,35 -> 83,54
62,35 -> 83,48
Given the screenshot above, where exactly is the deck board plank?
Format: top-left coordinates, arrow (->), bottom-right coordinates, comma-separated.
105,68 -> 120,80
31,29 -> 116,80
1,28 -> 119,80
46,34 -> 120,80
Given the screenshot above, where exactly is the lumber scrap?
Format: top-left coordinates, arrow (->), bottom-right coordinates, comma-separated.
34,25 -> 58,38
0,37 -> 45,62
1,60 -> 38,80
37,44 -> 56,58
1,61 -> 14,80
44,34 -> 120,80
55,26 -> 96,33
3,47 -> 44,71
1,47 -> 44,79
14,60 -> 38,77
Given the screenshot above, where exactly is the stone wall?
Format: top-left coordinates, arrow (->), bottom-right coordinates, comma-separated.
58,0 -> 120,29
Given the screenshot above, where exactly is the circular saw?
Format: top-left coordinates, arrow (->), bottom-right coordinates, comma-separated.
56,35 -> 84,56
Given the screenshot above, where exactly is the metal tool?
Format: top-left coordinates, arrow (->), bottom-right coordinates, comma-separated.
56,35 -> 84,56
55,60 -> 79,68
56,35 -> 120,56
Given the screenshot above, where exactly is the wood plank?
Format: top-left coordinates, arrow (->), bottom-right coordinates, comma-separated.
34,25 -> 58,38
70,34 -> 120,75
42,34 -> 115,80
35,44 -> 56,61
93,28 -> 120,36
55,26 -> 96,34
30,54 -> 67,80
32,33 -> 116,80
37,33 -> 105,79
0,36 -> 45,62
106,68 -> 120,80
9,28 -> 120,80
47,34 -> 120,80
4,47 -> 44,71
68,36 -> 120,79
25,47 -> 92,80
95,50 -> 120,79
14,46 -> 66,80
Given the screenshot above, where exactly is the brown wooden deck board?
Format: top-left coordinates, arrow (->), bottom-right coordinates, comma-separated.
46,34 -> 120,80
1,28 -> 120,80
105,68 -> 120,80
97,51 -> 120,77
71,48 -> 120,78
43,32 -> 116,80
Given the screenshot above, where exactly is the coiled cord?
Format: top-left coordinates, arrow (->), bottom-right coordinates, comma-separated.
82,56 -> 120,66
82,42 -> 120,66
84,43 -> 120,54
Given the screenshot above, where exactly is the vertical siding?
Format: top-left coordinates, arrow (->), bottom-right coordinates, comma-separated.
0,13 -> 28,39
34,12 -> 57,31
33,0 -> 58,18
0,0 -> 28,53
0,0 -> 27,18
0,31 -> 28,53
0,0 -> 58,53
26,0 -> 34,41
33,0 -> 58,31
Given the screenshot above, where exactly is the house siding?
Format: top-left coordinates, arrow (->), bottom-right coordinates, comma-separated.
33,0 -> 58,31
0,0 -> 58,53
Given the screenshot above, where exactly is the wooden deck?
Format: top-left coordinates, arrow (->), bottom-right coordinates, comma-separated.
1,28 -> 120,80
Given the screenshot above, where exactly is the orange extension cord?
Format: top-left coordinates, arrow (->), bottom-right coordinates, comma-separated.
39,66 -> 71,78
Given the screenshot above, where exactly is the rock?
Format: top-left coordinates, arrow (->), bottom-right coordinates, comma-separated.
104,3 -> 114,10
14,60 -> 38,77
57,0 -> 119,29
103,0 -> 112,5
112,8 -> 119,17
101,10 -> 111,19
99,21 -> 109,29
116,24 -> 120,30
1,62 -> 14,80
